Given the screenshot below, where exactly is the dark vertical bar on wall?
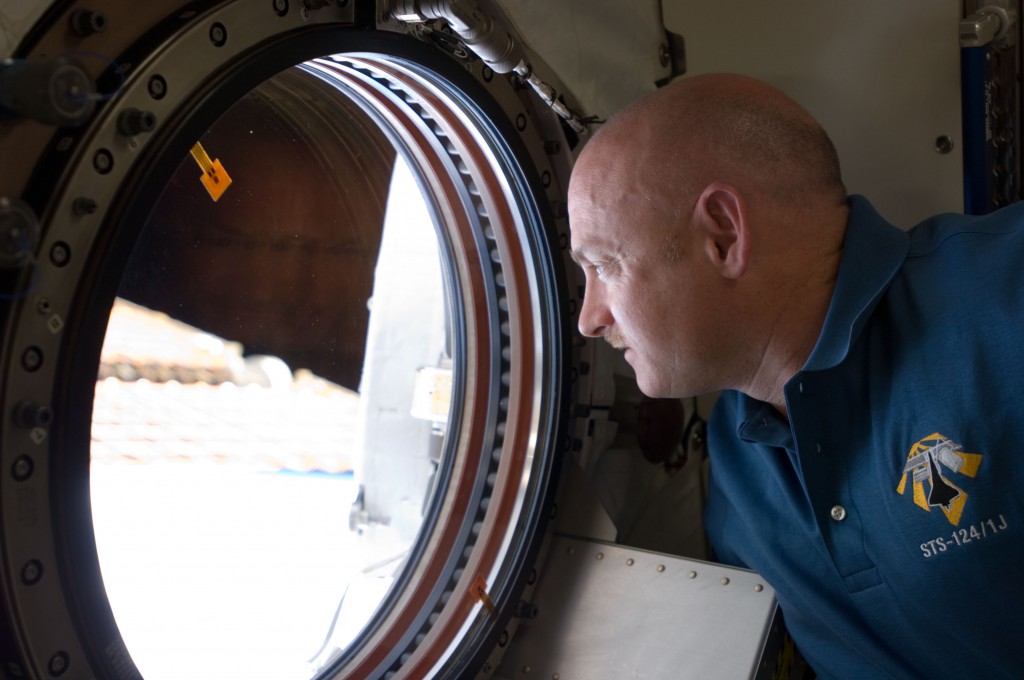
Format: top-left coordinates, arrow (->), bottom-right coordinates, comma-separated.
960,1 -> 1022,215
961,44 -> 992,214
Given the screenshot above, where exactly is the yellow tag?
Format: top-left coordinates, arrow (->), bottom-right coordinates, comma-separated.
472,574 -> 495,614
189,141 -> 232,201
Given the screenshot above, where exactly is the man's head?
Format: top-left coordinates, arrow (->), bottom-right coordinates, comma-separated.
568,73 -> 848,402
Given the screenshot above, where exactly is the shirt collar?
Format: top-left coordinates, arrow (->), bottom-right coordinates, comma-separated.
800,195 -> 909,373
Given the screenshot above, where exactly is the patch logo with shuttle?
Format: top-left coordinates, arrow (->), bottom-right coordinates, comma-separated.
896,433 -> 983,526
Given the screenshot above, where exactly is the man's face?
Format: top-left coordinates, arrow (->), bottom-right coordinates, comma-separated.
568,154 -> 725,399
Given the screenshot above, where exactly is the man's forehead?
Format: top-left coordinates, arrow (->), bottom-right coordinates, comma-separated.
569,221 -> 624,264
572,144 -> 636,190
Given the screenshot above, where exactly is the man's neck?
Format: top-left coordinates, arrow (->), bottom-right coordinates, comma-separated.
745,251 -> 843,418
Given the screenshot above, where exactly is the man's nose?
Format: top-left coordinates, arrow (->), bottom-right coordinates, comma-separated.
577,284 -> 611,338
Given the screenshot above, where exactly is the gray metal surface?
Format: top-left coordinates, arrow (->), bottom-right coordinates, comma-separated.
495,535 -> 783,679
664,0 -> 964,228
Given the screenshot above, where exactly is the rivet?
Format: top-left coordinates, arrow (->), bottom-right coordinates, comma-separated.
522,666 -> 531,674
209,22 -> 228,47
272,0 -> 289,16
935,135 -> 955,154
49,242 -> 71,267
516,113 -> 527,131
721,577 -> 730,586
11,456 -> 34,481
147,75 -> 167,100
626,558 -> 634,566
656,564 -> 665,572
21,347 -> 43,372
48,652 -> 69,676
21,559 -> 43,585
755,584 -> 764,592
595,552 -> 603,560
92,149 -> 113,174
687,571 -> 697,579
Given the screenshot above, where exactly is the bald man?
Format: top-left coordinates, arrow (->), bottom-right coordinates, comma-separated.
569,74 -> 1023,679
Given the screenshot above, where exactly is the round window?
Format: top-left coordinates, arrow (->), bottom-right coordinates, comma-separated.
0,3 -> 583,678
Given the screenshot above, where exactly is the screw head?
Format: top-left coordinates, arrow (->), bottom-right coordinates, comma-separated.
148,75 -> 167,100
50,242 -> 71,267
11,456 -> 34,481
48,651 -> 69,676
92,149 -> 113,174
209,22 -> 228,46
21,559 -> 43,585
21,347 -> 43,372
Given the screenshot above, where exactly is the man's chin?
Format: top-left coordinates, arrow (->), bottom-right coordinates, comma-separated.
634,368 -> 668,399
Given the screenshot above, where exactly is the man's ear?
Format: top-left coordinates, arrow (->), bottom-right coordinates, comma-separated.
691,182 -> 750,279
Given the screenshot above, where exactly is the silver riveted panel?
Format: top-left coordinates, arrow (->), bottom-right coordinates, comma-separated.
494,535 -> 785,679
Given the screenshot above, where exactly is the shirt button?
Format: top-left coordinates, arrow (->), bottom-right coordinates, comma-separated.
830,505 -> 847,522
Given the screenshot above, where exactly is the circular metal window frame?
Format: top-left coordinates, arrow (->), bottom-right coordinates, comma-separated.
0,2 -> 584,678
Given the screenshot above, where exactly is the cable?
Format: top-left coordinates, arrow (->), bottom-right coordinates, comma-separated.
307,583 -> 350,664
392,1 -> 591,133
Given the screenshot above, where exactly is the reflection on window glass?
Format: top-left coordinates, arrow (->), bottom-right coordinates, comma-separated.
90,65 -> 452,679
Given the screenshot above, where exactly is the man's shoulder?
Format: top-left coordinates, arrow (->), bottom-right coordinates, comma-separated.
883,203 -> 1024,311
905,202 -> 1024,260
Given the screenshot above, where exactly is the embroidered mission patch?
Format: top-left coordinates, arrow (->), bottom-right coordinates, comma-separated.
896,433 -> 983,526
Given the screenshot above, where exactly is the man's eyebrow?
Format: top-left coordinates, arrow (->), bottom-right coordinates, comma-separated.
568,248 -> 589,265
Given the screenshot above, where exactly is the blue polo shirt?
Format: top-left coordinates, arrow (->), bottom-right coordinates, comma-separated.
704,196 -> 1024,679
